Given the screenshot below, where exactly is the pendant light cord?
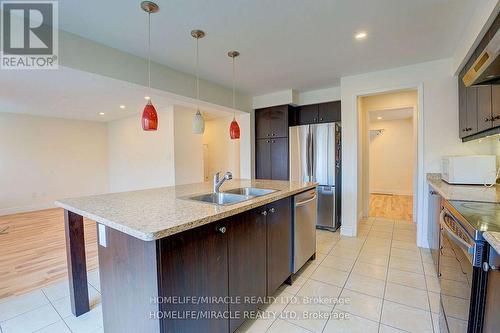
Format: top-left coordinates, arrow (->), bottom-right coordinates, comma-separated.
232,55 -> 236,116
148,12 -> 151,92
196,37 -> 200,112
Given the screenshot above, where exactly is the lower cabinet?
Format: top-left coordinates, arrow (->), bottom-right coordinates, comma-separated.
157,199 -> 292,333
267,197 -> 292,294
157,221 -> 230,333
228,208 -> 267,332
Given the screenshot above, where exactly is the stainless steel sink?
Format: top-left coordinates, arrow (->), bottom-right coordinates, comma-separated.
185,187 -> 278,206
223,187 -> 277,197
186,192 -> 250,206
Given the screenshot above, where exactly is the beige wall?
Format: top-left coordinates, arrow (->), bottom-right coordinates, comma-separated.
108,108 -> 176,192
173,106 -> 205,185
0,113 -> 108,215
203,116 -> 241,182
369,118 -> 414,195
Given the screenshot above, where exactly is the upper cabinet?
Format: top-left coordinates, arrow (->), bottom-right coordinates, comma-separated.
255,105 -> 289,139
291,101 -> 341,126
458,13 -> 500,141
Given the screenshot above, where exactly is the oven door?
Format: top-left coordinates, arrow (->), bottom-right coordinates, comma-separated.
439,209 -> 475,333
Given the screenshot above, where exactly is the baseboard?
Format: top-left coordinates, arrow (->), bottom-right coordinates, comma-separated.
340,225 -> 355,237
0,202 -> 56,216
370,189 -> 413,196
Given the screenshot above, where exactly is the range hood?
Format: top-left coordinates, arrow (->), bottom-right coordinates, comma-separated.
463,29 -> 500,87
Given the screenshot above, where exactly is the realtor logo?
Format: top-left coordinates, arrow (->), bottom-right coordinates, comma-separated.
1,1 -> 58,69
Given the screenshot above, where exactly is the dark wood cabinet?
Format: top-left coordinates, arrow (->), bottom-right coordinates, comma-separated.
492,86 -> 500,128
256,139 -> 272,179
465,87 -> 478,135
270,138 -> 289,180
153,199 -> 293,333
228,209 -> 267,332
256,138 -> 289,180
297,104 -> 319,125
318,101 -> 341,123
255,105 -> 289,139
157,221 -> 229,333
293,101 -> 341,125
266,197 -> 292,294
457,12 -> 500,141
478,86 -> 493,133
459,77 -> 468,138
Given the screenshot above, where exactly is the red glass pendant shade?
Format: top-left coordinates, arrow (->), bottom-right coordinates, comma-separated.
229,117 -> 240,139
142,100 -> 158,131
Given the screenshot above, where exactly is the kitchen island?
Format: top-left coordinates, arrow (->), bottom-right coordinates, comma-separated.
56,179 -> 317,333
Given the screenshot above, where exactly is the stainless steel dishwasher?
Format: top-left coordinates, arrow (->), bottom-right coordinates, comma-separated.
292,188 -> 318,274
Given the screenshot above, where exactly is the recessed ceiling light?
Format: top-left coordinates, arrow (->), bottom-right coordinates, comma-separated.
99,112 -> 105,116
119,105 -> 126,109
355,32 -> 367,40
377,116 -> 382,120
144,96 -> 151,100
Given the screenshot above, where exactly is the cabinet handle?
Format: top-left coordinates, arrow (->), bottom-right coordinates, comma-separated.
320,118 -> 323,121
271,140 -> 275,143
272,133 -> 276,136
314,118 -> 317,122
266,140 -> 270,143
485,117 -> 493,122
267,133 -> 270,137
217,226 -> 226,234
269,208 -> 276,213
261,211 -> 268,216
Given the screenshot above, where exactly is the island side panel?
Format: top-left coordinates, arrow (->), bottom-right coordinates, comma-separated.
64,210 -> 90,316
97,225 -> 160,333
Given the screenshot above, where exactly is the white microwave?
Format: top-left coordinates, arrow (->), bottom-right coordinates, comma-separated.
441,155 -> 497,185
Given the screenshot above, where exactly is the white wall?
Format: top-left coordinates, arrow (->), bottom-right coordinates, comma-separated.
0,113 -> 108,215
107,108 -> 175,192
340,58 -> 500,247
369,118 -> 414,195
173,106 -> 205,185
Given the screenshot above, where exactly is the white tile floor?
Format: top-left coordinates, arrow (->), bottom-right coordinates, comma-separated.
1,217 -> 436,333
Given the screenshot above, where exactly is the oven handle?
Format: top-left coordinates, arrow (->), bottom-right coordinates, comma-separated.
440,209 -> 474,255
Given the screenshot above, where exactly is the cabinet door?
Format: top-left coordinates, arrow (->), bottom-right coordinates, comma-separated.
256,139 -> 271,179
492,85 -> 500,128
228,210 -> 267,332
269,105 -> 289,138
157,221 -> 229,333
477,85 -> 492,133
267,197 -> 292,294
255,108 -> 271,139
466,87 -> 478,135
270,138 -> 289,181
318,101 -> 341,123
298,104 -> 319,125
458,78 -> 468,138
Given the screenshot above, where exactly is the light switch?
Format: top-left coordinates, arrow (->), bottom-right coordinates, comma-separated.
98,224 -> 107,247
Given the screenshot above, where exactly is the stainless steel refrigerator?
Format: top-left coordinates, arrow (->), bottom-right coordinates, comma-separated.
289,123 -> 341,231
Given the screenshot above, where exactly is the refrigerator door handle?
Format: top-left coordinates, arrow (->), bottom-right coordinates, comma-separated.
310,127 -> 315,182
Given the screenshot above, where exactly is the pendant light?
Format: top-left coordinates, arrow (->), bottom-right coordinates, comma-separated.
228,51 -> 240,140
191,30 -> 206,134
141,1 -> 158,131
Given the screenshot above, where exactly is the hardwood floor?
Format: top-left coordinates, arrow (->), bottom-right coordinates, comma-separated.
0,208 -> 98,299
369,193 -> 413,221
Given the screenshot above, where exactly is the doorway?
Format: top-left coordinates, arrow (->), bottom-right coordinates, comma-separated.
358,89 -> 418,222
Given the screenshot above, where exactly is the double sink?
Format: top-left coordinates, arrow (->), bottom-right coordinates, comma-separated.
187,187 -> 278,206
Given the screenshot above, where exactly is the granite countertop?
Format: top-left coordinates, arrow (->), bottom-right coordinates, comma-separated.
484,232 -> 500,253
55,179 -> 317,241
427,174 -> 499,203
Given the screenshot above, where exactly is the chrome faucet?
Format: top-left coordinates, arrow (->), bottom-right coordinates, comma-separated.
213,171 -> 233,193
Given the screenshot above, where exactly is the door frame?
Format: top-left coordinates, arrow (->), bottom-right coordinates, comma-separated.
354,83 -> 425,247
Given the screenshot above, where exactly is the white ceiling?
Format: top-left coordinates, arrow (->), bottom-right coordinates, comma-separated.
0,66 -> 233,122
58,0 -> 476,95
369,107 -> 414,122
